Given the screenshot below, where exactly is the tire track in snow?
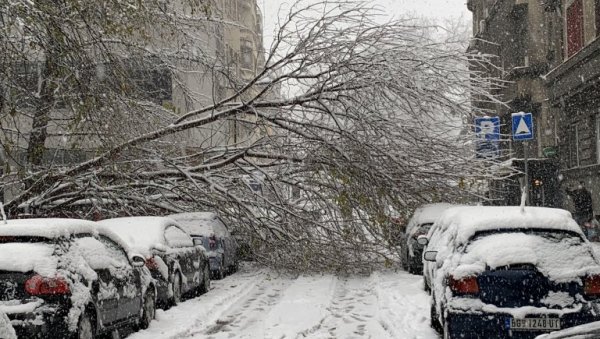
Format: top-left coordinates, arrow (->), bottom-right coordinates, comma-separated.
306,276 -> 390,339
373,271 -> 439,339
126,268 -> 269,339
200,275 -> 293,339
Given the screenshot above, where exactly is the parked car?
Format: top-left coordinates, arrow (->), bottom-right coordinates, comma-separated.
420,206 -> 600,339
0,218 -> 157,339
535,320 -> 600,338
98,217 -> 210,308
170,212 -> 238,279
400,203 -> 454,275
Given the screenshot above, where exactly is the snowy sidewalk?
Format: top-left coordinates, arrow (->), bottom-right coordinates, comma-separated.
127,266 -> 438,339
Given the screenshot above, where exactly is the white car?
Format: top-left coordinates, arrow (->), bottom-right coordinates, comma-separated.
420,206 -> 600,339
400,203 -> 455,275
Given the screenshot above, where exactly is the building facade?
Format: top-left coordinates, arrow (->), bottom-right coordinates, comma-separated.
468,0 -> 600,211
0,0 -> 268,203
545,0 -> 600,208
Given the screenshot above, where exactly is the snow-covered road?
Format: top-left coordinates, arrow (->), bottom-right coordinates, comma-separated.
127,265 -> 439,339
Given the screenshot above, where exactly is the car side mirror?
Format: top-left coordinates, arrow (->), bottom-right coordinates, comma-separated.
130,254 -> 146,268
423,251 -> 437,262
417,235 -> 429,246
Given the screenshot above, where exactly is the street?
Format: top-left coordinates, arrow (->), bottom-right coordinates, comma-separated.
127,265 -> 438,339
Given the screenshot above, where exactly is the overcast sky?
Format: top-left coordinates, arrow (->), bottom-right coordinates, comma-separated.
258,0 -> 471,47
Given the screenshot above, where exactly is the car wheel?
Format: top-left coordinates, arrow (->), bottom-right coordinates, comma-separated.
400,248 -> 408,270
430,303 -> 442,334
139,289 -> 156,329
76,311 -> 95,339
423,278 -> 430,294
215,262 -> 225,280
171,272 -> 182,306
199,264 -> 210,294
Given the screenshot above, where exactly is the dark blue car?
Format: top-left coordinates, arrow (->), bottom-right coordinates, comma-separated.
422,206 -> 600,339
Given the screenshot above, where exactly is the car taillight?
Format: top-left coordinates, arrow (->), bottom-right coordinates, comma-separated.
146,256 -> 159,271
584,275 -> 600,296
25,275 -> 70,296
448,275 -> 479,295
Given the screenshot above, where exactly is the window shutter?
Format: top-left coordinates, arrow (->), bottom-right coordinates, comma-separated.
567,0 -> 584,58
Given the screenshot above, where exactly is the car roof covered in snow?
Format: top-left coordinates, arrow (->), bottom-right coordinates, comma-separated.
407,203 -> 455,233
0,218 -> 98,238
436,206 -> 582,245
169,212 -> 229,237
97,216 -> 180,254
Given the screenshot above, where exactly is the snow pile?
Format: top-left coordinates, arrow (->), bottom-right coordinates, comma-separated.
0,243 -> 57,276
170,212 -> 229,237
0,219 -> 97,238
453,232 -> 600,282
406,203 -> 455,234
435,206 -> 582,246
98,217 -> 177,255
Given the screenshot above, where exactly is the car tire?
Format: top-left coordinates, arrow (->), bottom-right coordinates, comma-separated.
139,289 -> 156,330
199,264 -> 210,294
430,303 -> 442,334
76,311 -> 95,339
423,278 -> 430,294
215,262 -> 225,280
171,272 -> 182,306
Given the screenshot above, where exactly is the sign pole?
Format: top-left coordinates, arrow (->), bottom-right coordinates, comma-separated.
512,112 -> 534,207
524,141 -> 529,206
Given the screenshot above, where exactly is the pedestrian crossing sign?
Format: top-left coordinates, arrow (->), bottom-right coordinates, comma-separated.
512,112 -> 534,141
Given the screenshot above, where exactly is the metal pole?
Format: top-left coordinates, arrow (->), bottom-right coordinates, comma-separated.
524,141 -> 530,206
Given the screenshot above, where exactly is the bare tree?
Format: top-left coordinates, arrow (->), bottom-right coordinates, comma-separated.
0,0 -> 502,272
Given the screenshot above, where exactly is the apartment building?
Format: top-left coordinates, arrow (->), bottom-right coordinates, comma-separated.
545,0 -> 600,204
0,0 -> 268,202
468,0 -> 600,211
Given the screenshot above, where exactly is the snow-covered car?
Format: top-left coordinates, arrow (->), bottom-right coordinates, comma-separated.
421,206 -> 600,339
0,219 -> 157,339
535,320 -> 600,338
170,212 -> 238,279
98,217 -> 210,308
400,203 -> 454,275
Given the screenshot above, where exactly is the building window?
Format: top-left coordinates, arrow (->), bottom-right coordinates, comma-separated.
240,39 -> 254,70
569,124 -> 580,168
567,0 -> 584,58
596,115 -> 600,164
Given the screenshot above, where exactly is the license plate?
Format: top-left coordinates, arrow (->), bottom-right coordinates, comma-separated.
509,318 -> 561,331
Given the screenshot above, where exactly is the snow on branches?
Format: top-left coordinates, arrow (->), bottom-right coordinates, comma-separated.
0,0 -> 501,272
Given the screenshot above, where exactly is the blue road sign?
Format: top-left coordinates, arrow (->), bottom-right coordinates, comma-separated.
475,116 -> 500,159
512,112 -> 534,141
475,117 -> 500,141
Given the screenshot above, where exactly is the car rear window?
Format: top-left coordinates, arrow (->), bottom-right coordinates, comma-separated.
0,236 -> 52,244
469,228 -> 584,244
